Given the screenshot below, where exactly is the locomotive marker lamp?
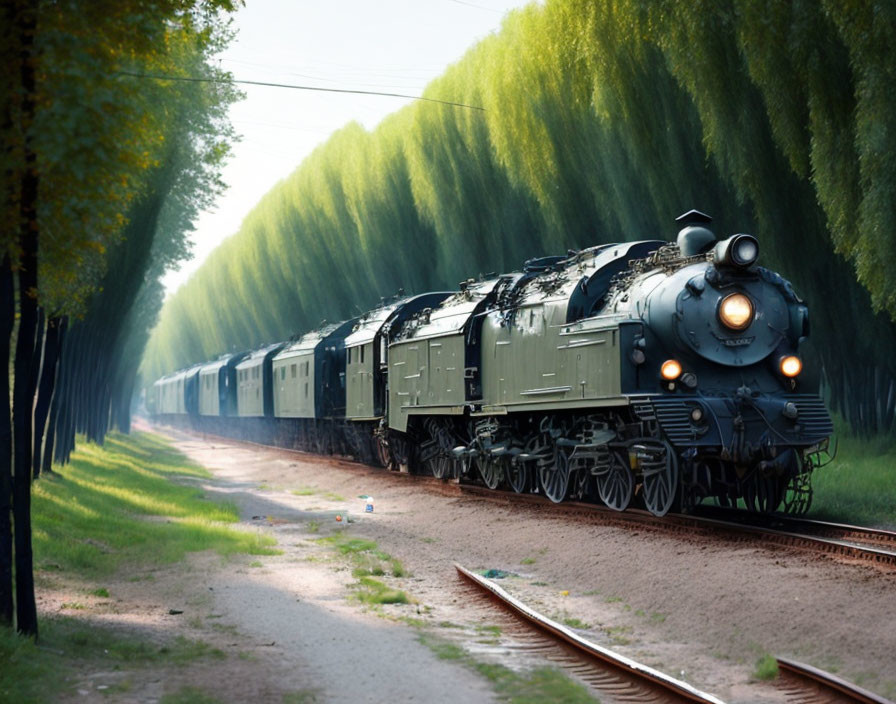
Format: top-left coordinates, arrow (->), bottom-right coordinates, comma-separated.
718,293 -> 754,331
780,355 -> 802,378
661,359 -> 682,380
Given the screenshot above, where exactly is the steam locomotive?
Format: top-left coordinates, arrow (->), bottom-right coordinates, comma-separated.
149,210 -> 832,516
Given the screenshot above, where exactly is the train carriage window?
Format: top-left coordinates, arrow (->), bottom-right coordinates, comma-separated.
347,348 -> 352,364
305,361 -> 310,376
304,382 -> 308,398
280,367 -> 286,381
291,363 -> 297,378
360,345 -> 365,364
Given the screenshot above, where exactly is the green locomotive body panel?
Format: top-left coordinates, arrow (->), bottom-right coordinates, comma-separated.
236,359 -> 266,417
480,304 -> 624,412
345,341 -> 376,419
388,280 -> 502,432
345,303 -> 400,421
272,349 -> 316,418
198,364 -> 221,416
235,343 -> 283,418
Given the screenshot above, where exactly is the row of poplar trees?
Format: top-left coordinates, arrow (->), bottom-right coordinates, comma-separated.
145,0 -> 896,437
1,1 -> 240,636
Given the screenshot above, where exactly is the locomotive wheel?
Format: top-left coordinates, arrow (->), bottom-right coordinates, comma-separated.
422,423 -> 453,480
641,443 -> 679,517
376,437 -> 397,470
476,456 -> 503,489
506,460 -> 530,494
572,468 -> 593,501
782,471 -> 813,515
744,473 -> 784,513
596,452 -> 633,511
539,449 -> 570,503
428,452 -> 452,480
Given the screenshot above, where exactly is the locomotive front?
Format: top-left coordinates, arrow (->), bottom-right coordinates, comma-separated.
614,211 -> 832,514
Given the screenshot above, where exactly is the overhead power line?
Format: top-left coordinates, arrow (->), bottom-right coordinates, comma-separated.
116,71 -> 485,111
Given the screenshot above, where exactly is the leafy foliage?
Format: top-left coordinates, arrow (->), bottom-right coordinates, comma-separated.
144,0 -> 896,434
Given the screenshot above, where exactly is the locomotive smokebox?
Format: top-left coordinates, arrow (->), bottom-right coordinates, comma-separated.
675,209 -> 717,257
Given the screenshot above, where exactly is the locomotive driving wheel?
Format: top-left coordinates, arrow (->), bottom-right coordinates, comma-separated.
640,440 -> 680,517
476,456 -> 504,490
506,459 -> 529,494
539,449 -> 570,503
744,472 -> 784,513
596,451 -> 633,511
571,466 -> 593,501
422,421 -> 453,480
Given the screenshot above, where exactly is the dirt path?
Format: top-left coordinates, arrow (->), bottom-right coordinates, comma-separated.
50,429 -> 896,703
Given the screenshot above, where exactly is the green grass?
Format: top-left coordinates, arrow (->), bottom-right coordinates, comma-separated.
319,532 -> 407,578
0,618 -> 225,703
2,432 -> 280,702
316,531 -> 410,604
810,432 -> 896,527
753,654 -> 779,681
520,556 -> 536,565
418,633 -> 598,703
31,432 -> 279,575
354,576 -> 409,605
291,487 -> 317,496
562,617 -> 590,630
161,686 -> 223,704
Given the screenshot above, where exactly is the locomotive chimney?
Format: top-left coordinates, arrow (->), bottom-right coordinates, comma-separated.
675,209 -> 716,257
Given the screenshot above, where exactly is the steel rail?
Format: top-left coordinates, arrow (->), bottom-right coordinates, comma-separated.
456,484 -> 896,567
455,563 -> 727,704
776,657 -> 894,704
158,424 -> 896,566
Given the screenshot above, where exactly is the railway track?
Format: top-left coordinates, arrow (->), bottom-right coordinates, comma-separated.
169,427 -> 893,702
184,424 -> 896,568
180,426 -> 896,567
455,565 -> 894,704
454,563 -> 727,704
775,658 -> 894,704
454,484 -> 896,569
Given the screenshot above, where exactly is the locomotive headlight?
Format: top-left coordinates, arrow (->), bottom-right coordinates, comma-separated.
713,234 -> 760,268
732,236 -> 759,266
780,355 -> 802,378
661,359 -> 682,380
718,293 -> 754,331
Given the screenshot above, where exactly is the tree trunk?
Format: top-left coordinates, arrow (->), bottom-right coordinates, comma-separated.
11,0 -> 39,638
33,315 -> 63,478
0,255 -> 14,627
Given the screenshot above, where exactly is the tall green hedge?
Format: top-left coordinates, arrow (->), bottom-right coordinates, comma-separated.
144,0 -> 896,434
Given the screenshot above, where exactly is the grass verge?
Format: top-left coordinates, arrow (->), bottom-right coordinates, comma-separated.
810,430 -> 896,527
1,617 -> 226,703
31,432 -> 279,575
752,654 -> 779,681
316,531 -> 410,604
2,431 -> 279,702
418,632 -> 598,703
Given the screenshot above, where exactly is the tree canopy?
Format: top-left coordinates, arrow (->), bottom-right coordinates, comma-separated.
144,0 -> 896,436
2,0 -> 240,636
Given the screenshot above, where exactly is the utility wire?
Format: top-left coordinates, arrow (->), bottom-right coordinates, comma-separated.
445,0 -> 503,12
117,70 -> 485,111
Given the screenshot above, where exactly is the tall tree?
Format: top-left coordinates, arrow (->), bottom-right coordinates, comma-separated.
143,0 -> 896,436
1,0 -> 240,637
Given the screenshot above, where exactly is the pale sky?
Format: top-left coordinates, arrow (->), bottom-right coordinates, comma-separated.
161,0 -> 533,295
